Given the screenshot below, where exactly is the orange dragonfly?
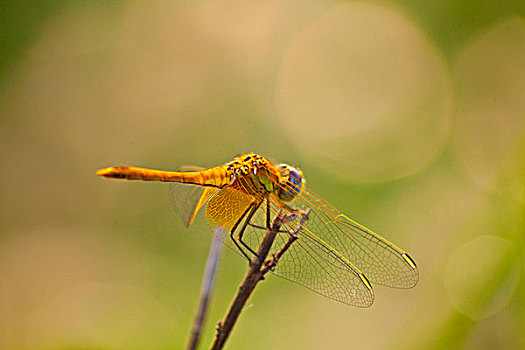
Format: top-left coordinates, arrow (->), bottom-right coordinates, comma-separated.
97,153 -> 418,307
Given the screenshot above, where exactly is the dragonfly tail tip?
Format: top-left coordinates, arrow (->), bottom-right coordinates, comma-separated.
96,167 -> 116,178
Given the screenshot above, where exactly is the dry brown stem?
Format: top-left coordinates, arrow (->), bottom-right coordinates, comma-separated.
210,209 -> 309,350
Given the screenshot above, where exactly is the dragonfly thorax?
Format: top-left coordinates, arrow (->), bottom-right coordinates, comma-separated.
225,154 -> 304,203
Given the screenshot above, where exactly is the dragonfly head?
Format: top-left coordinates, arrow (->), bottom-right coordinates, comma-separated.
276,164 -> 305,202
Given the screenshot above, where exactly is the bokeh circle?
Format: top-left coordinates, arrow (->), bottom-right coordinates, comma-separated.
444,235 -> 520,321
276,3 -> 452,183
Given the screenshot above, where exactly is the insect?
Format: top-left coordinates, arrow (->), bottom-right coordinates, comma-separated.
97,153 -> 418,307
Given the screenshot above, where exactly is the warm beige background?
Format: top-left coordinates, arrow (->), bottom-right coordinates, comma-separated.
1,1 -> 524,349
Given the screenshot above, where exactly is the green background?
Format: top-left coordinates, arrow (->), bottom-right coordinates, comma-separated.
1,0 -> 524,349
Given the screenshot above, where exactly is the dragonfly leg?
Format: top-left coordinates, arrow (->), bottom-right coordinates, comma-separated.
229,201 -> 260,262
266,197 -> 271,229
236,201 -> 262,260
287,208 -> 310,238
249,201 -> 306,234
248,214 -> 288,233
248,222 -> 289,234
239,199 -> 274,256
248,223 -> 265,230
282,204 -> 308,216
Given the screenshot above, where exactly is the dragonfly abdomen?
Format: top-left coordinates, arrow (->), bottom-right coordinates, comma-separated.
96,165 -> 231,188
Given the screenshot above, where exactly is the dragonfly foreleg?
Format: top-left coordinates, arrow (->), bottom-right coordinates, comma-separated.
282,204 -> 308,216
286,207 -> 311,238
262,208 -> 311,273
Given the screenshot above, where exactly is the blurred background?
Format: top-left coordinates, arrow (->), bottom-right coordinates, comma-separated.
1,0 -> 524,349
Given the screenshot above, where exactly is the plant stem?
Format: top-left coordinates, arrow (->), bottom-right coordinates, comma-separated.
210,209 -> 309,350
186,230 -> 224,350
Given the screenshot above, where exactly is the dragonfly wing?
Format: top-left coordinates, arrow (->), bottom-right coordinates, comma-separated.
170,165 -> 218,227
170,183 -> 217,227
205,182 -> 257,230
295,186 -> 419,289
241,200 -> 375,307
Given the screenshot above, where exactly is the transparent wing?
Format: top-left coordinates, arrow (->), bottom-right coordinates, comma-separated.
288,185 -> 419,289
170,165 -> 218,227
241,199 -> 375,307
170,161 -> 417,306
170,183 -> 216,227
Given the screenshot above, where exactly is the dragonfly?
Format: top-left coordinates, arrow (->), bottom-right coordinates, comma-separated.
97,153 -> 418,307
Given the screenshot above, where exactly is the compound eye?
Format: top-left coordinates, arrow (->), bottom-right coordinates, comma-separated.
288,168 -> 302,188
277,165 -> 303,202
